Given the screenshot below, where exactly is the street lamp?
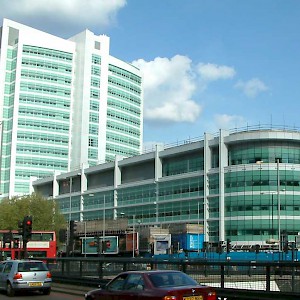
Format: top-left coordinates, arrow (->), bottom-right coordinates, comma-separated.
154,181 -> 159,223
197,201 -> 200,254
261,188 -> 285,246
132,215 -> 135,258
261,191 -> 275,241
69,177 -> 73,222
102,195 -> 106,255
276,158 -> 282,252
257,159 -> 284,251
84,221 -> 87,257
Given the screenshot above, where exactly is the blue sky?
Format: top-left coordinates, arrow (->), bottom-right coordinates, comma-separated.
1,0 -> 300,147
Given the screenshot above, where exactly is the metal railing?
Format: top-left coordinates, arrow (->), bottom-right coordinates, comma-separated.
41,256 -> 300,300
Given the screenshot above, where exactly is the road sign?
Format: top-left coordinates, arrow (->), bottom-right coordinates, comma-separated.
81,236 -> 118,255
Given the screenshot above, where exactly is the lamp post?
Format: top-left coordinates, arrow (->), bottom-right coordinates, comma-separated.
276,158 -> 283,252
271,193 -> 274,239
102,195 -> 106,255
197,202 -> 200,254
154,181 -> 159,223
84,221 -> 87,257
261,191 -> 275,241
132,215 -> 135,258
69,177 -> 72,222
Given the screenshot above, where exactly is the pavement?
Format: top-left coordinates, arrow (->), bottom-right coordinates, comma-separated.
52,282 -> 96,296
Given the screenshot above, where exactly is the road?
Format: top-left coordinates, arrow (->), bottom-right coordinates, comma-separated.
0,290 -> 84,299
0,283 -> 91,299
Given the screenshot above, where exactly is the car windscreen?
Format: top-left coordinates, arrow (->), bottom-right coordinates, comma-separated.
149,272 -> 199,288
18,262 -> 48,272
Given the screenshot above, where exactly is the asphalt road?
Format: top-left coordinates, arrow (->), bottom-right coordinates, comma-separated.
0,283 -> 91,299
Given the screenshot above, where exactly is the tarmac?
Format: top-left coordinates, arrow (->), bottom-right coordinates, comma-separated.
52,282 -> 96,296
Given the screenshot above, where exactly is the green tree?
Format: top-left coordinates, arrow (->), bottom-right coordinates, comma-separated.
0,193 -> 66,234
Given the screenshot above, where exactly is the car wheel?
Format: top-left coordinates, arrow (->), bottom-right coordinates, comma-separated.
7,282 -> 15,297
42,288 -> 51,295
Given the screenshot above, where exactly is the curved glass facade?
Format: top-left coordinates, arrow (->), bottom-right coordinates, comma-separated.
34,125 -> 300,248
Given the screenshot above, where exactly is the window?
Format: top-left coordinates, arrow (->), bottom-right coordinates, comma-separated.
95,41 -> 101,50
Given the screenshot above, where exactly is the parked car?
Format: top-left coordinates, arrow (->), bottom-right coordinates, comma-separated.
85,270 -> 216,300
0,259 -> 52,296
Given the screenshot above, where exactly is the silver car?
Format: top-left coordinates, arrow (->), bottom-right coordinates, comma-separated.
0,259 -> 52,296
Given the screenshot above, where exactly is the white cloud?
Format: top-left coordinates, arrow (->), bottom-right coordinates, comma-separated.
0,0 -> 126,28
197,63 -> 236,81
235,78 -> 268,98
132,55 -> 202,123
214,114 -> 246,130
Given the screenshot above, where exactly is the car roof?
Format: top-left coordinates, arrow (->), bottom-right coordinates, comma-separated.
119,270 -> 182,275
3,259 -> 44,263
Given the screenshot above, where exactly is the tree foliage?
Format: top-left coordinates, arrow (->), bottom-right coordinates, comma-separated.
0,193 -> 66,234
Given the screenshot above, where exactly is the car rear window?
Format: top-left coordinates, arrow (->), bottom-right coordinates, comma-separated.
18,262 -> 48,272
149,272 -> 198,287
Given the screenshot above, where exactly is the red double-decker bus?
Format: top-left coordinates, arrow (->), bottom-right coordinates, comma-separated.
0,230 -> 57,259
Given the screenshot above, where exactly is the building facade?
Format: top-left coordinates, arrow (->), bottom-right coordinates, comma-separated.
0,19 -> 143,197
33,126 -> 300,248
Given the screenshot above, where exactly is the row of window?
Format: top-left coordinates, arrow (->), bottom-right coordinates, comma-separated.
109,65 -> 141,85
225,204 -> 300,213
6,49 -> 17,59
18,119 -> 69,132
15,169 -> 55,179
91,65 -> 101,76
229,143 -> 300,165
19,107 -> 70,121
5,60 -> 16,70
107,109 -> 140,126
91,77 -> 100,87
21,70 -> 72,84
107,120 -> 140,137
108,87 -> 141,106
23,45 -> 73,62
22,58 -> 72,73
89,113 -> 99,123
88,138 -> 98,147
90,100 -> 99,111
106,143 -> 139,157
108,76 -> 141,95
90,89 -> 100,99
20,82 -> 71,96
92,54 -> 101,65
106,132 -> 140,147
108,97 -> 141,117
17,145 -> 68,156
89,124 -> 99,135
5,72 -> 16,82
3,96 -> 14,106
19,94 -> 70,109
4,84 -> 15,94
16,158 -> 68,169
163,156 -> 204,176
88,148 -> 98,160
17,133 -> 69,145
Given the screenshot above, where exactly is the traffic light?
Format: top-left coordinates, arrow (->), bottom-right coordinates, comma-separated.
106,240 -> 111,249
14,238 -> 19,249
216,241 -> 223,254
3,231 -> 13,244
59,229 -> 67,243
69,220 -> 77,241
102,240 -> 107,252
226,239 -> 231,253
23,216 -> 33,242
283,241 -> 289,253
18,220 -> 23,235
